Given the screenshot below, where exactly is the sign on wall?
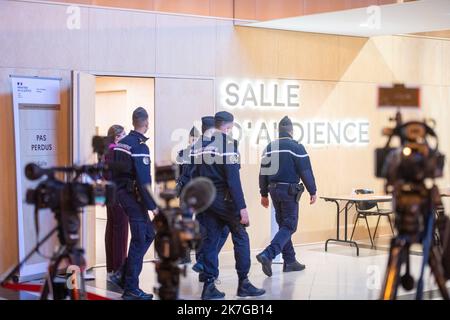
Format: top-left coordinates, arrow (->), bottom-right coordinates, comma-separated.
219,79 -> 370,148
11,76 -> 61,281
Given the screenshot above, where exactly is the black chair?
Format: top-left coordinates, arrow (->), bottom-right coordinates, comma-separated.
350,189 -> 394,248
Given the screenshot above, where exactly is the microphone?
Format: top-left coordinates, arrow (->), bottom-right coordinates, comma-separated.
25,163 -> 47,180
180,177 -> 216,213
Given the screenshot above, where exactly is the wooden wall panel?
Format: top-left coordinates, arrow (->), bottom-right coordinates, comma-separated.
255,0 -> 304,21
443,41 -> 450,86
154,0 -> 210,16
303,0 -> 348,15
216,20 -> 279,78
39,0 -> 400,20
0,69 -> 19,275
392,36 -> 443,85
0,1 -> 89,70
303,0 -> 381,15
155,14 -> 216,76
88,9 -> 156,73
210,0 -> 234,18
93,0 -> 154,11
40,0 -> 93,5
338,36 -> 394,83
276,31 -> 341,81
234,0 -> 256,20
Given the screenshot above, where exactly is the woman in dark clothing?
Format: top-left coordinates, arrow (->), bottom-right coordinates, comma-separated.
104,125 -> 128,285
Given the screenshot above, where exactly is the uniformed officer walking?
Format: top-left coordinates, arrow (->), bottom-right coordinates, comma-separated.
175,126 -> 199,197
191,111 -> 265,300
191,116 -> 230,283
175,126 -> 200,265
113,107 -> 157,300
256,116 -> 317,277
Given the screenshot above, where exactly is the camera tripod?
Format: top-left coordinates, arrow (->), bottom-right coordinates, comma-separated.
1,209 -> 88,300
380,191 -> 449,300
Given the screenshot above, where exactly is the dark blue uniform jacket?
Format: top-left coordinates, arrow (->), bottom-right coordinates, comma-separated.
113,130 -> 157,211
190,132 -> 247,211
176,146 -> 193,192
259,132 -> 317,197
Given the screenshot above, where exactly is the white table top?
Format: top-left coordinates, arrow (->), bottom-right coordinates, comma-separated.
320,194 -> 392,202
322,187 -> 450,202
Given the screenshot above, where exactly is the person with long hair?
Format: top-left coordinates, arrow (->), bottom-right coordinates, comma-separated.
104,125 -> 128,287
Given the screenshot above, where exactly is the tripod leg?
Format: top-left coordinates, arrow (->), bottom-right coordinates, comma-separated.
380,241 -> 403,300
40,252 -> 65,300
429,247 -> 450,300
67,248 -> 87,300
1,227 -> 58,286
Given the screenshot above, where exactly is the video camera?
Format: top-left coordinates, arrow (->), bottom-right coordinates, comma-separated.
24,137 -> 117,247
0,136 -> 118,300
376,111 -> 450,300
375,112 -> 445,185
150,163 -> 215,300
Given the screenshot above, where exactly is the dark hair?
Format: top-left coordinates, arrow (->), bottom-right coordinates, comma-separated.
190,126 -> 200,138
132,107 -> 149,128
214,120 -> 225,129
107,124 -> 125,144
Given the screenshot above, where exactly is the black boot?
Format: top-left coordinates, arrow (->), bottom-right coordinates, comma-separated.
109,271 -> 125,289
201,280 -> 225,300
198,273 -> 207,283
283,261 -> 306,273
237,278 -> 265,297
122,288 -> 153,300
256,252 -> 273,277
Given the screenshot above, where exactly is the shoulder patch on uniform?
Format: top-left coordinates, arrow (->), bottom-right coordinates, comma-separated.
228,154 -> 240,164
143,157 -> 150,165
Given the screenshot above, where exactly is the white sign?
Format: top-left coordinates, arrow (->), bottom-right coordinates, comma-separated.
11,76 -> 61,281
233,119 -> 370,148
220,79 -> 300,109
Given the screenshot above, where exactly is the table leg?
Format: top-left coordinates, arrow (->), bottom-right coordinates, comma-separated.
325,200 -> 360,256
325,200 -> 340,252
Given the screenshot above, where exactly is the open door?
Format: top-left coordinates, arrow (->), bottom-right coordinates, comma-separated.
71,71 -> 96,269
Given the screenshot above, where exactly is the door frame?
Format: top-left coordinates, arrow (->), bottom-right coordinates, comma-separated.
71,71 -> 157,269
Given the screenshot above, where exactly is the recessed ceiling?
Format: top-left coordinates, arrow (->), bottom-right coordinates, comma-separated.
245,0 -> 450,37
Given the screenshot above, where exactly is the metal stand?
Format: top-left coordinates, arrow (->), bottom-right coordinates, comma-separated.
1,210 -> 88,300
1,227 -> 58,286
155,260 -> 182,300
325,200 -> 360,256
380,210 -> 449,300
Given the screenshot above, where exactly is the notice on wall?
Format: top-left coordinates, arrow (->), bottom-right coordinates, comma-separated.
11,76 -> 61,281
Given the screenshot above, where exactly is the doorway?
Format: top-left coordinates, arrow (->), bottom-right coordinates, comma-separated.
93,76 -> 155,268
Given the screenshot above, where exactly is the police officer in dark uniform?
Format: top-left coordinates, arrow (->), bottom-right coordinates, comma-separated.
191,111 -> 265,300
175,126 -> 200,198
113,107 -> 156,300
256,116 -> 317,277
175,126 -> 200,265
191,116 -> 230,282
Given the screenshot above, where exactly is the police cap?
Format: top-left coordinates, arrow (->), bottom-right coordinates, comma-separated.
279,116 -> 293,134
201,116 -> 215,133
214,111 -> 234,123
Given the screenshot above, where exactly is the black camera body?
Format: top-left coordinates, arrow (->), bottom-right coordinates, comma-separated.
151,162 -> 214,300
24,136 -> 117,248
26,177 -> 116,211
375,121 -> 445,183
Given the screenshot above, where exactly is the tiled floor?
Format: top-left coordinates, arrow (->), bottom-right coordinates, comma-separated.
2,240 -> 448,300
63,241 -> 450,300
